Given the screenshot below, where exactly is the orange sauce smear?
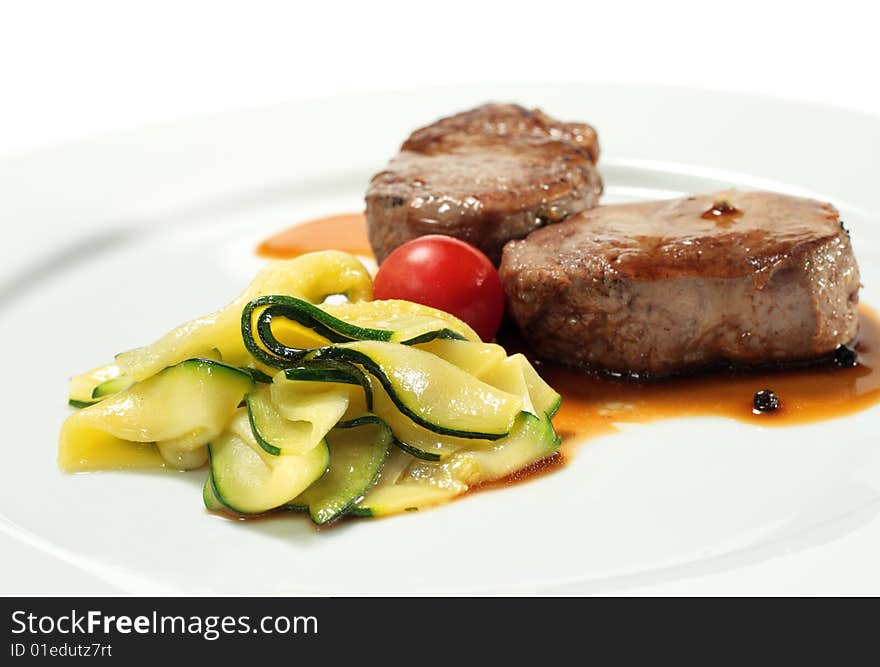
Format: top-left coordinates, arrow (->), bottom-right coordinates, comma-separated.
257,213 -> 372,259
256,212 -> 880,485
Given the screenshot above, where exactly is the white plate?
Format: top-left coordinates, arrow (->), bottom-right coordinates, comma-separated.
2,83 -> 879,596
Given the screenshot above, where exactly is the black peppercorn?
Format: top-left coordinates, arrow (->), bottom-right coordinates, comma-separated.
753,389 -> 780,413
833,344 -> 858,368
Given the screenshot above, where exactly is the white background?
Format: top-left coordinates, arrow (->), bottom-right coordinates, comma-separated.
1,0 -> 878,158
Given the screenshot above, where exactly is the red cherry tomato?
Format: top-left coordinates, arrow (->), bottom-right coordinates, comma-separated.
373,235 -> 505,342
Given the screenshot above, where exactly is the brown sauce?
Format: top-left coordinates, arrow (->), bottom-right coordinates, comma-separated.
700,197 -> 743,221
256,212 -> 372,259
468,450 -> 568,495
256,212 -> 880,489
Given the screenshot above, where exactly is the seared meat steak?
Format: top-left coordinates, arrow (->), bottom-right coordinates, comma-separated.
366,103 -> 603,265
500,191 -> 861,376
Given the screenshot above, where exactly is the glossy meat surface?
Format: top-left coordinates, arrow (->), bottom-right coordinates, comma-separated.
500,191 -> 861,375
366,103 -> 602,264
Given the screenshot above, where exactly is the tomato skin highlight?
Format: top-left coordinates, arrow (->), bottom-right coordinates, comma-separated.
373,235 -> 505,342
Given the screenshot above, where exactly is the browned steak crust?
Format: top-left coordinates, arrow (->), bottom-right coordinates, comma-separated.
499,190 -> 861,376
365,103 -> 603,265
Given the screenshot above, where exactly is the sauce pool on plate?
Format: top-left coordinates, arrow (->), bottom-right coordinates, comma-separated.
516,307 -> 880,445
257,213 -> 372,259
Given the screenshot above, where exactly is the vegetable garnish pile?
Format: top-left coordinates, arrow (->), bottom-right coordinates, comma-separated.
60,251 -> 561,524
